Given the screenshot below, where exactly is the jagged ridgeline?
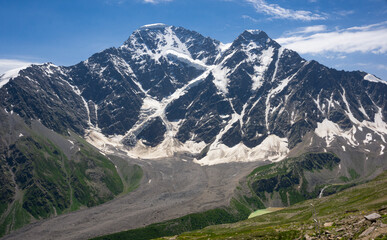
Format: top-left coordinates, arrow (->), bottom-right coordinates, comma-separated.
0,23 -> 385,165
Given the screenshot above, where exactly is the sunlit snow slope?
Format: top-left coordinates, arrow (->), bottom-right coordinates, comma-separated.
0,24 -> 386,165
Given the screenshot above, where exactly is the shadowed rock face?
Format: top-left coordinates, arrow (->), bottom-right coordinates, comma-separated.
0,24 -> 386,161
137,117 -> 166,147
1,26 -> 385,163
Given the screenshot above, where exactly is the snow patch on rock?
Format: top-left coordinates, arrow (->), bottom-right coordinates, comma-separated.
251,47 -> 274,90
166,50 -> 207,70
315,119 -> 359,147
85,124 -> 206,160
364,73 -> 387,85
212,65 -> 230,94
0,65 -> 31,89
196,135 -> 289,166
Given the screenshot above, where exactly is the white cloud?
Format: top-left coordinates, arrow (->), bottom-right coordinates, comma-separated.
142,0 -> 173,3
0,59 -> 35,75
276,21 -> 387,54
245,0 -> 326,21
334,10 -> 355,17
242,15 -> 260,23
286,25 -> 327,35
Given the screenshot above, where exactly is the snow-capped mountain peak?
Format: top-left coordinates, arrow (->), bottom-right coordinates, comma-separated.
0,25 -> 386,166
123,24 -> 193,62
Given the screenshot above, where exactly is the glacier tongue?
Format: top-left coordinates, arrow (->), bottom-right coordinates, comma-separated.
196,135 -> 289,166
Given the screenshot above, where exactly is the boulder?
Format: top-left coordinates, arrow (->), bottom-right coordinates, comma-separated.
324,222 -> 333,227
364,213 -> 381,222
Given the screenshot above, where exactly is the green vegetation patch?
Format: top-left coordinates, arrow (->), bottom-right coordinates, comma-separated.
108,155 -> 143,194
248,208 -> 284,219
92,196 -> 254,240
92,207 -> 245,240
0,133 -> 127,237
348,168 -> 360,180
249,152 -> 340,206
160,170 -> 387,240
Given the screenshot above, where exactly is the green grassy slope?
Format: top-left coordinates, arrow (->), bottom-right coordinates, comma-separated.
0,132 -> 141,237
107,155 -> 143,194
92,198 -> 252,240
247,152 -> 342,207
159,169 -> 387,239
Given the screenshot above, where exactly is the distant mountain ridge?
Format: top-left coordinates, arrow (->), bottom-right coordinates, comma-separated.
0,23 -> 386,166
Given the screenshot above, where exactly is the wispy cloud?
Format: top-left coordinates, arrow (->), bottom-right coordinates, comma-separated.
245,0 -> 326,21
142,0 -> 173,4
242,15 -> 260,23
0,59 -> 36,74
334,10 -> 355,17
286,25 -> 327,35
377,64 -> 387,71
276,21 -> 387,54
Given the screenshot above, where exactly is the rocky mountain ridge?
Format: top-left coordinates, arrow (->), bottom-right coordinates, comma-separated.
0,23 -> 386,166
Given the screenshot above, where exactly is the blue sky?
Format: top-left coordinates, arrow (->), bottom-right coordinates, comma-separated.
1,0 -> 387,80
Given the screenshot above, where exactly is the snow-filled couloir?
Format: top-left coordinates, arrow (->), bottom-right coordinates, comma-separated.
1,24 -> 386,165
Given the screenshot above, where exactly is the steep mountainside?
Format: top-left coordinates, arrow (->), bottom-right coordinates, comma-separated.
0,109 -> 136,237
1,23 -> 385,167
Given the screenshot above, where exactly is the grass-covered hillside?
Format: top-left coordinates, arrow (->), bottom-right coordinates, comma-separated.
0,131 -> 141,237
245,152 -> 343,207
160,169 -> 387,239
92,197 -> 254,240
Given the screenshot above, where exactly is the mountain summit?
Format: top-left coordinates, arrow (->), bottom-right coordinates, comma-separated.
0,24 -> 386,165
0,24 -> 386,240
